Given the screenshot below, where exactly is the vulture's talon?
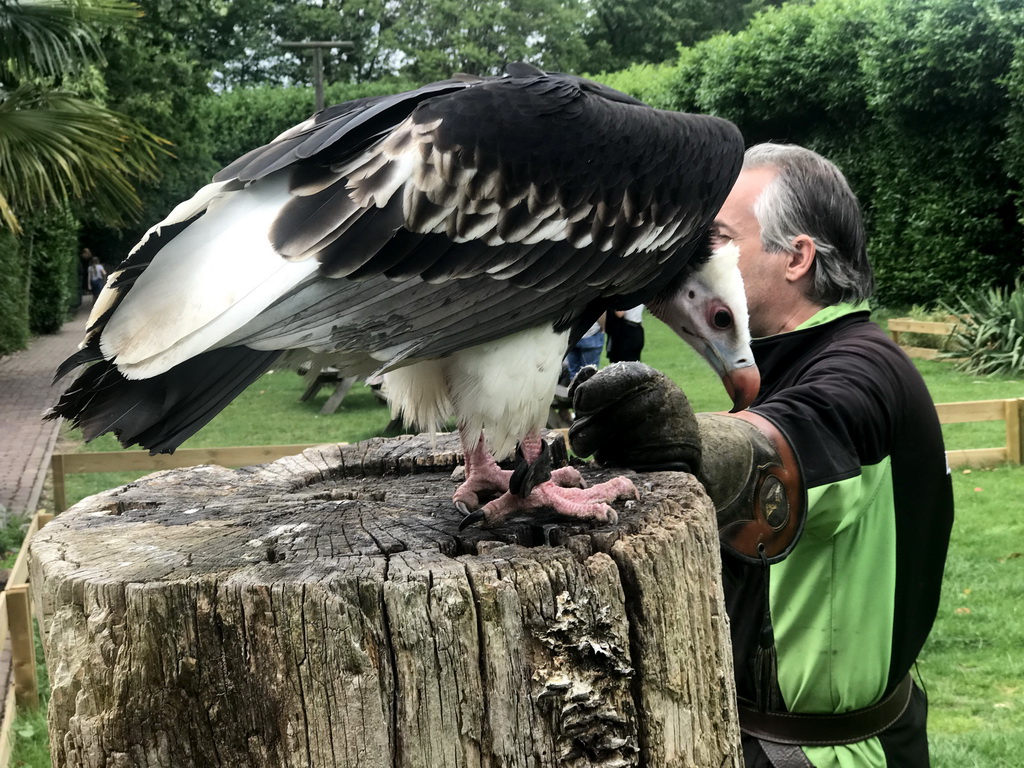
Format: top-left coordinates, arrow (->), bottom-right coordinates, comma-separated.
458,509 -> 486,530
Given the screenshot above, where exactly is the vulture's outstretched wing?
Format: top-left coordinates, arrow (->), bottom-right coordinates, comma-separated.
52,63 -> 745,454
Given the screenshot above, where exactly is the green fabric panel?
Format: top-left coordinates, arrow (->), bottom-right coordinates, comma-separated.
794,301 -> 870,331
802,739 -> 887,768
768,460 -> 897,767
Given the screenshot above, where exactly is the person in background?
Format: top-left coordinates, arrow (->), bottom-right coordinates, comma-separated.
570,143 -> 953,767
565,314 -> 605,382
605,305 -> 645,363
87,256 -> 107,304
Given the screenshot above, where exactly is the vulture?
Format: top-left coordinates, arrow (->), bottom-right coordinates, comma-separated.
49,62 -> 759,527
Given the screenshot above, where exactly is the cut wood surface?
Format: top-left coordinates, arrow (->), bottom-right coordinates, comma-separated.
31,433 -> 741,768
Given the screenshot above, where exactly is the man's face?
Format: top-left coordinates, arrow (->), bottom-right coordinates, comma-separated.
711,167 -> 790,338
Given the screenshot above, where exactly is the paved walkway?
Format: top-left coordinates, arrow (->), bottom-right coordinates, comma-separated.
0,302 -> 90,522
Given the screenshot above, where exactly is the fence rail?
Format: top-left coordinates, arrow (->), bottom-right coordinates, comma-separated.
50,444 -> 329,512
940,398 -> 1024,468
887,316 -> 960,360
47,400 -> 1024,516
0,511 -> 52,767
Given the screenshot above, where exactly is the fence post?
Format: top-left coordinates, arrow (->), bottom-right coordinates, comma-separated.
51,453 -> 67,512
5,585 -> 39,710
1007,398 -> 1024,465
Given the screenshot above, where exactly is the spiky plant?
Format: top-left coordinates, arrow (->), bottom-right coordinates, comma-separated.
943,278 -> 1024,376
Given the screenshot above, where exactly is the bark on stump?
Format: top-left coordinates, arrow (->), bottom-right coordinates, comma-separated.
30,432 -> 741,768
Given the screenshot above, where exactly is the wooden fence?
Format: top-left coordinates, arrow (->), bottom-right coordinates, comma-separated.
50,444 -> 327,513
887,316 -> 960,360
47,400 -> 1024,516
0,511 -> 52,767
940,398 -> 1024,469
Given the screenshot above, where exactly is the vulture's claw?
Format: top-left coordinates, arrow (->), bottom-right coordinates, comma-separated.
458,509 -> 486,530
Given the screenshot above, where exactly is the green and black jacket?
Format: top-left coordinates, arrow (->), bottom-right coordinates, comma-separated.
724,305 -> 954,767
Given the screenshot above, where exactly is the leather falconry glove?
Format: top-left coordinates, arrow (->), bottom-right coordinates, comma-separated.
569,362 -> 804,563
568,362 -> 702,473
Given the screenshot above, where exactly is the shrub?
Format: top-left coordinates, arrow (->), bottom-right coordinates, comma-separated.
0,228 -> 29,354
943,279 -> 1024,376
25,206 -> 80,334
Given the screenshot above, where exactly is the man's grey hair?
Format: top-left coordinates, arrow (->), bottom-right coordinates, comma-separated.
743,143 -> 873,305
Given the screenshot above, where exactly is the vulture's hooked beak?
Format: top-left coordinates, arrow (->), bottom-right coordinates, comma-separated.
702,341 -> 760,412
722,363 -> 761,413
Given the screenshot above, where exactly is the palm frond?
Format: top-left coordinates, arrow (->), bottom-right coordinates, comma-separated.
0,0 -> 140,79
0,83 -> 171,232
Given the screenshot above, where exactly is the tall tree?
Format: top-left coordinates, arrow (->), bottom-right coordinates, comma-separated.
379,0 -> 592,82
204,0 -> 595,87
582,0 -> 787,73
0,0 -> 169,233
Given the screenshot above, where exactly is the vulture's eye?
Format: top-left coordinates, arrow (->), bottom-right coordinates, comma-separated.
713,309 -> 733,329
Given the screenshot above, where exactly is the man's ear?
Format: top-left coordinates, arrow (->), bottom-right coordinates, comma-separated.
786,234 -> 816,282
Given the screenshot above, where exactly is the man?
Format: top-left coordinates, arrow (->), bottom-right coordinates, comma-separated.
570,143 -> 954,767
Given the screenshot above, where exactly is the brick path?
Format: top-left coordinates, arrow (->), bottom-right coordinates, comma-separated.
0,302 -> 89,522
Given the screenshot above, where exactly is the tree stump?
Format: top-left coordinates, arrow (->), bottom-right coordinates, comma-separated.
30,433 -> 741,768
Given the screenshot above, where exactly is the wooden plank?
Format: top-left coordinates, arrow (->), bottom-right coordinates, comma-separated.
946,447 -> 1008,469
0,594 -> 8,670
5,586 -> 38,711
936,400 -> 1008,424
1006,399 -> 1023,465
320,376 -> 357,415
51,452 -> 67,514
887,319 -> 958,335
57,444 -> 331,474
6,514 -> 41,591
902,346 -> 941,360
0,681 -> 17,768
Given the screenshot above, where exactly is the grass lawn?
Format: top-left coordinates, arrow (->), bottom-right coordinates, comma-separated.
15,315 -> 1024,766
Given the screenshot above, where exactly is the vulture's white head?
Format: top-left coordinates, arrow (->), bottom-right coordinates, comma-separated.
647,242 -> 760,412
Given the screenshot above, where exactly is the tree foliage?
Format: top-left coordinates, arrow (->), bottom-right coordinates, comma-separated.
0,0 -> 169,233
582,0 -> 786,73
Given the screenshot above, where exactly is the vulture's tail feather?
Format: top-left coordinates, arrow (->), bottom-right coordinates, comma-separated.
48,346 -> 281,455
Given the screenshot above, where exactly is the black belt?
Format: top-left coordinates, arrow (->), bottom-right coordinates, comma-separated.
739,673 -> 914,747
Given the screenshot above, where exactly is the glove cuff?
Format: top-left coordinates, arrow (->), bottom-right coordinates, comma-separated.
696,413 -> 805,564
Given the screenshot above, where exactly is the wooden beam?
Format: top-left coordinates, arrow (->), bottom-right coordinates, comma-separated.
946,447 -> 1008,469
902,346 -> 941,360
51,452 -> 67,513
5,586 -> 38,711
320,376 -> 357,415
887,319 -> 959,335
6,512 -> 43,590
0,681 -> 18,768
55,444 -> 330,475
935,400 -> 1008,424
1006,399 -> 1023,465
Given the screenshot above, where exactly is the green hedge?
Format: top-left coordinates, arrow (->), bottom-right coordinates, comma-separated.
0,229 -> 30,355
26,206 -> 80,334
0,206 -> 79,353
601,0 -> 1024,307
201,80 -> 419,169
